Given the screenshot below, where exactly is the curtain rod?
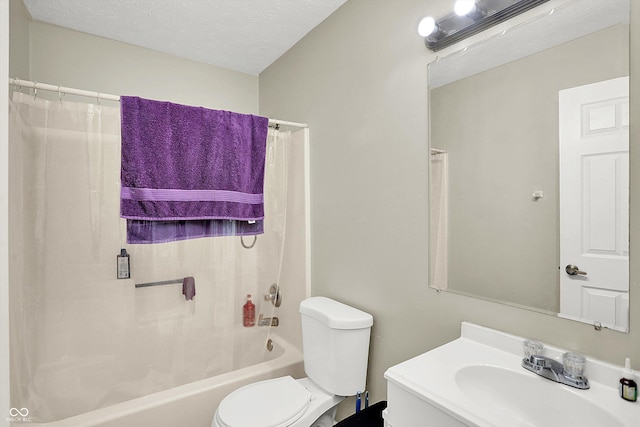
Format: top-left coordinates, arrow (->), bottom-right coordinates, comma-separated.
8,78 -> 309,129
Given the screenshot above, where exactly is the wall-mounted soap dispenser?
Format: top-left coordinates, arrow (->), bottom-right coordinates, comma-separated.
117,248 -> 130,279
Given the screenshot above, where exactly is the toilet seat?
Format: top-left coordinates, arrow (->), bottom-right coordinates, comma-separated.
215,376 -> 312,427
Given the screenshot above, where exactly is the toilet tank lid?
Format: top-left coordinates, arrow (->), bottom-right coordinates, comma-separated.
299,297 -> 373,329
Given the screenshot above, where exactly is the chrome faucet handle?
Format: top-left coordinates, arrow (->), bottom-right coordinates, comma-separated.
563,352 -> 587,378
523,339 -> 544,359
561,353 -> 590,389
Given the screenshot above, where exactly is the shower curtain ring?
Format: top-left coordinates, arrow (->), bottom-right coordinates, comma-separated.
33,82 -> 38,100
240,235 -> 257,249
58,86 -> 65,104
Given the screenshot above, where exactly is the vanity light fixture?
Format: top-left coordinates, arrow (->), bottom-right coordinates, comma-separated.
419,0 -> 549,51
454,0 -> 485,19
418,16 -> 437,37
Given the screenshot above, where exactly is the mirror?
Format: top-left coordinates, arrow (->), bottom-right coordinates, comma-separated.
428,0 -> 630,332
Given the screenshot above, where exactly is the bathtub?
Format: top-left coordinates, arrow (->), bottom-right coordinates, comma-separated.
24,333 -> 304,427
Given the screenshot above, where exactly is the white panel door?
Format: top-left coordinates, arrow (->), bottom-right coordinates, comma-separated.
559,77 -> 629,332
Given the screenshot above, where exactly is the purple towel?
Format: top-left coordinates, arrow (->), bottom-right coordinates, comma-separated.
127,219 -> 262,244
182,276 -> 196,300
119,96 -> 269,243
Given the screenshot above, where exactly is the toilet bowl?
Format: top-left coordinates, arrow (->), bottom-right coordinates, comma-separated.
212,377 -> 343,427
211,297 -> 373,427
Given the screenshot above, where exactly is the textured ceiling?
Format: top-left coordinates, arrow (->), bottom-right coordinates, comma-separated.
22,0 -> 347,75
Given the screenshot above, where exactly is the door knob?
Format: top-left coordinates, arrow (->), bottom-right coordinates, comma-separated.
565,264 -> 587,276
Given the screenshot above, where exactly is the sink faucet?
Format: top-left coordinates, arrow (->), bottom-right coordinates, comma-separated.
522,353 -> 590,390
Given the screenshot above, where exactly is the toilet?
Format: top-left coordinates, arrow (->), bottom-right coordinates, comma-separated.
212,296 -> 374,427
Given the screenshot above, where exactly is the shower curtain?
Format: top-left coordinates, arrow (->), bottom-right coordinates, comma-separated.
8,91 -> 292,422
430,151 -> 448,290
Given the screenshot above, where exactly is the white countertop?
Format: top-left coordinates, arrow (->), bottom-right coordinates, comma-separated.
384,322 -> 639,427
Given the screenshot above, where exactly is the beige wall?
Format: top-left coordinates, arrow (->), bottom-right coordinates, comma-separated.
431,24 -> 628,312
259,0 -> 640,419
9,0 -> 29,78
28,21 -> 258,113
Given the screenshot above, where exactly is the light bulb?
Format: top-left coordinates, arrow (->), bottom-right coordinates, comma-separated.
418,16 -> 436,37
454,0 -> 477,16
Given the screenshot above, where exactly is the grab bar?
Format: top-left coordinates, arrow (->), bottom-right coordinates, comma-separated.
135,279 -> 183,288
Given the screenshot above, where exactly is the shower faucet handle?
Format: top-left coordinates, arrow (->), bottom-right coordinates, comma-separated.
264,284 -> 282,307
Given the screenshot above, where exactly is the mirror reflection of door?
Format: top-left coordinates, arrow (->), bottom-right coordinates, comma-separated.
559,77 -> 629,332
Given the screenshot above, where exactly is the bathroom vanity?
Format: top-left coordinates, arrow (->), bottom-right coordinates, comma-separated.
383,322 -> 639,427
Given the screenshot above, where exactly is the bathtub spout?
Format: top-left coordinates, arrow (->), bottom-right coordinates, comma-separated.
258,314 -> 279,327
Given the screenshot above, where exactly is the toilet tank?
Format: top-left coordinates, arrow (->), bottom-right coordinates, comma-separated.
299,297 -> 373,396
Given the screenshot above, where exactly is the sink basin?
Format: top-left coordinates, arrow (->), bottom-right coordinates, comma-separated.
384,323 -> 640,427
456,365 -> 624,427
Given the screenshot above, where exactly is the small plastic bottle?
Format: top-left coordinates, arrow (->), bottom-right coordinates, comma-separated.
117,248 -> 130,279
619,358 -> 637,402
243,294 -> 255,327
